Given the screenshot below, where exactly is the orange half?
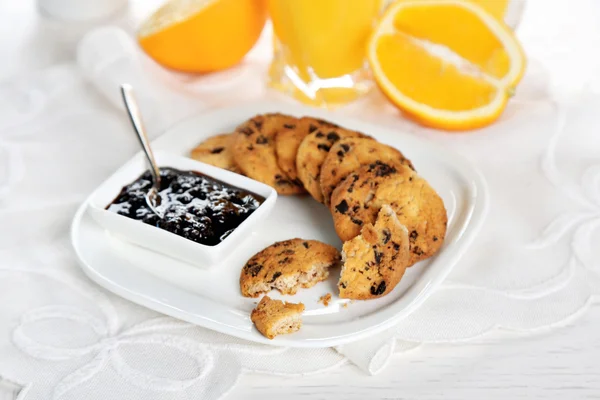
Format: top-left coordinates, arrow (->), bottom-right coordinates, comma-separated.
368,0 -> 526,131
138,0 -> 267,73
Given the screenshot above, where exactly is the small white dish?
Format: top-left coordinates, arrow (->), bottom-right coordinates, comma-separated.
72,101 -> 488,348
87,151 -> 277,268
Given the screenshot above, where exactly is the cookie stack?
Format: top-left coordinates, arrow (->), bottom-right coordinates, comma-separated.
191,113 -> 447,301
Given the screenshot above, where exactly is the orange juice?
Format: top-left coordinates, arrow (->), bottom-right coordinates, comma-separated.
268,0 -> 382,106
474,0 -> 525,28
470,0 -> 510,19
466,0 -> 525,27
394,0 -> 524,27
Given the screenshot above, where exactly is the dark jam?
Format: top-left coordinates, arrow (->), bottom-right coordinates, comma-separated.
107,167 -> 264,246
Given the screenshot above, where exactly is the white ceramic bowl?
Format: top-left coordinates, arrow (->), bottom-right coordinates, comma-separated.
87,151 -> 277,268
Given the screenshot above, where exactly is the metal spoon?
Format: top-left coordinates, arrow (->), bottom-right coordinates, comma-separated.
120,84 -> 163,218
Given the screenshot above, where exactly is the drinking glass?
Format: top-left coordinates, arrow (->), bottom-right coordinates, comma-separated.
267,0 -> 383,107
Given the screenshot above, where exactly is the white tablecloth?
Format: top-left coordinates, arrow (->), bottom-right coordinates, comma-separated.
1,0 -> 600,399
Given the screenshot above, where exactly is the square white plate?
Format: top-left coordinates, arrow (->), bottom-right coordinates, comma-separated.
71,101 -> 488,348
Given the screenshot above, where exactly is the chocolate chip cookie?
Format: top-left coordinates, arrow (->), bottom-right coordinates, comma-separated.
274,116 -> 338,182
231,113 -> 304,195
190,133 -> 241,173
319,137 -> 414,206
338,205 -> 410,300
330,161 -> 447,265
296,124 -> 369,203
240,238 -> 341,297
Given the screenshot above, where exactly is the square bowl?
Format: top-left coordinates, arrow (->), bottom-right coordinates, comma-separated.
86,151 -> 277,268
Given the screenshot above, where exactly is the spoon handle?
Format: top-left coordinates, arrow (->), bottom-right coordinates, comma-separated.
120,84 -> 162,187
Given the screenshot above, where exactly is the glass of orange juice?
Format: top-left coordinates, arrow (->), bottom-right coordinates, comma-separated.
463,0 -> 525,28
267,0 -> 383,107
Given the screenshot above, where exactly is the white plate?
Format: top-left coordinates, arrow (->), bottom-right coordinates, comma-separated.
71,101 -> 488,348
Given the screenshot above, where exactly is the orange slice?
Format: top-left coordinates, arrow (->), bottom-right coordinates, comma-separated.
138,0 -> 267,73
368,0 -> 526,131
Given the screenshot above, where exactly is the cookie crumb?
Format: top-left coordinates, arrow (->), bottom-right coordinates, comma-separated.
251,296 -> 304,339
318,293 -> 332,306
